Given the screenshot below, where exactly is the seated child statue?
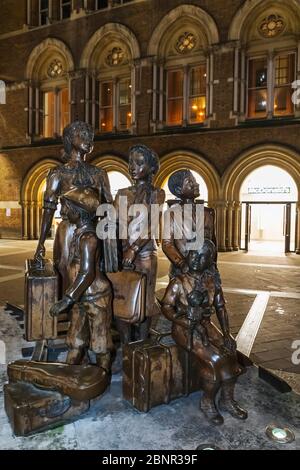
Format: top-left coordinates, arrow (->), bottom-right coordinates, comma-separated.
50,187 -> 114,375
162,239 -> 248,425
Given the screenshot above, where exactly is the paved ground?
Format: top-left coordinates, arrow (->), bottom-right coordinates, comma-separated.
0,239 -> 300,449
0,306 -> 299,450
0,240 -> 299,387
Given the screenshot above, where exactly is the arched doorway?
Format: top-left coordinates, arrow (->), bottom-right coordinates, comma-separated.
240,166 -> 298,253
21,159 -> 59,240
222,145 -> 300,254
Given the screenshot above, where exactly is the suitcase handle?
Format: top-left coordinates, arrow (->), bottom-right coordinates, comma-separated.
38,397 -> 71,419
149,328 -> 171,343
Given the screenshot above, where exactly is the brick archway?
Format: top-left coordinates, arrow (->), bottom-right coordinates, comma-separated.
21,158 -> 59,239
221,144 -> 300,253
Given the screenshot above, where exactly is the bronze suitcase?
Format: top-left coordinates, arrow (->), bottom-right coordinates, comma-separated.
123,336 -> 201,412
7,361 -> 110,401
107,271 -> 146,324
4,381 -> 89,436
25,259 -> 58,342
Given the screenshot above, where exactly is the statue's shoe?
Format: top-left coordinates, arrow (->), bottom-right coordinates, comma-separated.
200,401 -> 224,426
219,399 -> 248,420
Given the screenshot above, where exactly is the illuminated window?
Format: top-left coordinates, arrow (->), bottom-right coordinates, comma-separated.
43,91 -> 55,138
119,78 -> 132,131
247,53 -> 295,119
100,82 -> 113,133
166,66 -> 206,126
39,0 -> 49,25
167,70 -> 184,125
248,58 -> 268,118
189,65 -> 206,123
43,88 -> 69,138
61,0 -> 71,19
274,54 -> 295,116
99,78 -> 132,133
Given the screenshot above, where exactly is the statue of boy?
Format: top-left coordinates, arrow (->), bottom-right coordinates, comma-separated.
50,187 -> 113,374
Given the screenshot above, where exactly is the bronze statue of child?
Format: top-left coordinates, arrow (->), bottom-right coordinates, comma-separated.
49,187 -> 114,375
162,239 -> 247,425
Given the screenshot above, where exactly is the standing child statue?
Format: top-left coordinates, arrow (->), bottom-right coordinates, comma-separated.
33,121 -> 118,294
50,187 -> 114,374
114,145 -> 165,343
162,239 -> 248,425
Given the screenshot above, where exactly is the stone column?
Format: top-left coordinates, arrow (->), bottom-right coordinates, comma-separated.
158,63 -> 164,129
267,51 -> 274,119
22,202 -> 29,240
152,61 -> 158,128
29,202 -> 36,240
233,201 -> 241,251
209,51 -> 214,116
113,78 -> 118,132
295,40 -> 300,118
131,63 -> 137,133
183,65 -> 188,126
233,45 -> 240,114
226,201 -> 234,251
240,48 -> 246,118
296,202 -> 300,254
214,201 -> 227,252
27,0 -> 31,25
205,53 -> 210,119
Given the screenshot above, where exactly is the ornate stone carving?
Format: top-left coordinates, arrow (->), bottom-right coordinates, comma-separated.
175,32 -> 196,54
105,47 -> 125,66
47,60 -> 64,78
259,14 -> 285,38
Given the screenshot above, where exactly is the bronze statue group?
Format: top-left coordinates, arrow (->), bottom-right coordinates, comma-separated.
4,121 -> 248,436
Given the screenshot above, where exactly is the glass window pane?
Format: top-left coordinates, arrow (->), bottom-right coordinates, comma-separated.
190,66 -> 206,96
248,58 -> 268,89
274,54 -> 295,116
248,90 -> 267,118
119,79 -> 131,106
275,55 -> 295,86
189,96 -> 206,123
100,82 -> 113,132
101,82 -> 112,107
43,91 -> 55,138
274,87 -> 294,116
59,88 -> 69,136
167,99 -> 183,125
168,70 -> 183,99
100,108 -> 113,132
119,105 -> 131,131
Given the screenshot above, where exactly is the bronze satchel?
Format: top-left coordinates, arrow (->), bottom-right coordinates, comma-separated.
107,270 -> 146,324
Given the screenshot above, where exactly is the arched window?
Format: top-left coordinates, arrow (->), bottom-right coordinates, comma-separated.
80,23 -> 140,134
26,39 -> 74,139
229,0 -> 300,121
148,5 -> 219,131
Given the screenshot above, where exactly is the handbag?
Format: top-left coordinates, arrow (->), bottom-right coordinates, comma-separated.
107,270 -> 146,324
